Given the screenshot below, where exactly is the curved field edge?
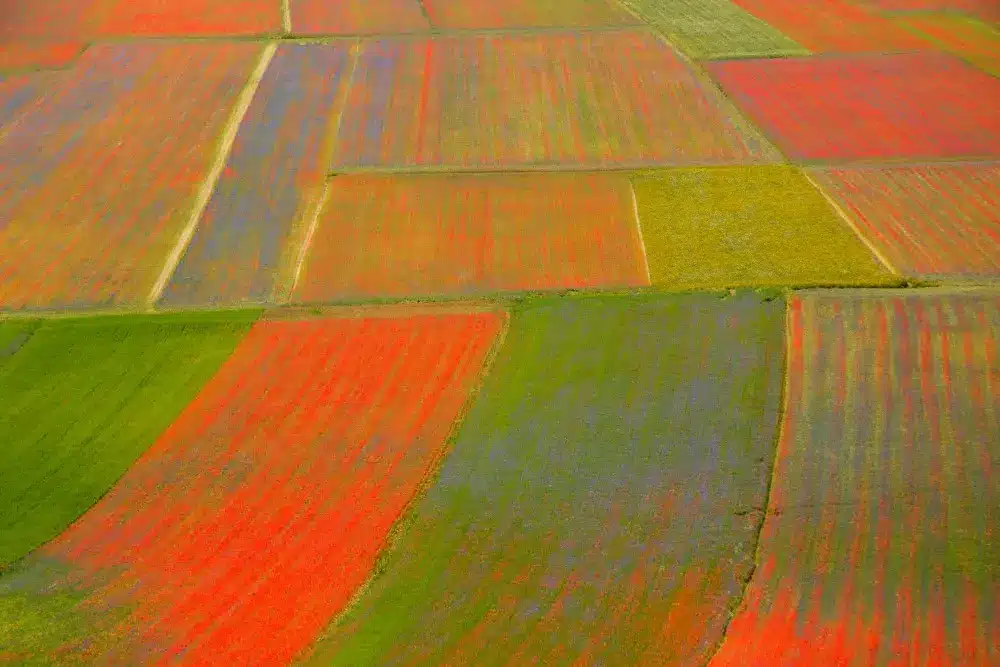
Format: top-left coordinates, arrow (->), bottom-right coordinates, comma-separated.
0,309 -> 505,664
303,291 -> 786,665
0,309 -> 261,570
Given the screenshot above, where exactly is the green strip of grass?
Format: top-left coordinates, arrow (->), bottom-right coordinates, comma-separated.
0,310 -> 259,569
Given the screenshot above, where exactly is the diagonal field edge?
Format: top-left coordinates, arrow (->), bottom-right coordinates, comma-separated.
146,43 -> 277,307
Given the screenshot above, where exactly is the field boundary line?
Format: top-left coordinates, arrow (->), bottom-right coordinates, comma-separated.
287,180 -> 333,300
802,169 -> 901,277
705,292 -> 792,663
147,42 -> 278,308
629,179 -> 652,285
281,0 -> 292,33
292,306 -> 512,663
281,40 -> 361,303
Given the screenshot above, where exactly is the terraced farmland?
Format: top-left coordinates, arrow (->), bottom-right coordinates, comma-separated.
0,0 -> 998,663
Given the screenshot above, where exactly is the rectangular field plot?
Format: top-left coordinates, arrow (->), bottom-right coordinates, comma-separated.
305,293 -> 785,665
810,164 -> 1000,280
423,0 -> 635,29
0,311 -> 503,664
93,0 -> 282,37
161,44 -> 352,308
632,166 -> 895,289
712,291 -> 1000,666
0,0 -> 283,38
0,42 -> 261,310
707,53 -> 1000,161
900,14 -> 1000,76
730,0 -> 929,52
290,0 -> 428,34
0,311 -> 256,569
617,0 -> 809,59
0,41 -> 85,71
329,30 -> 780,170
293,173 -> 649,303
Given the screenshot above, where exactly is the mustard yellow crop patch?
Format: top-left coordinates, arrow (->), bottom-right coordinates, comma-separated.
631,166 -> 898,289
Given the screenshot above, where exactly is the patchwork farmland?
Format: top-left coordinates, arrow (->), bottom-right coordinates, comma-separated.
0,0 -> 997,665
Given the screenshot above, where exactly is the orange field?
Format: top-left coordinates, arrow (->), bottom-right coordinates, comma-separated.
292,173 -> 650,302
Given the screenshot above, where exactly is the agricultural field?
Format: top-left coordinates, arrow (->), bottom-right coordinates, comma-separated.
288,0 -> 429,34
1,311 -> 502,662
617,0 -> 808,58
727,0 -> 929,52
293,173 -> 649,302
631,166 -> 897,289
0,312 -> 257,569
810,164 -> 1000,280
160,44 -> 353,307
0,42 -> 260,310
712,290 -> 999,664
422,0 -> 636,29
326,30 -> 779,170
898,14 -> 1000,75
306,293 -> 785,665
707,52 -> 1000,161
0,0 -> 997,664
